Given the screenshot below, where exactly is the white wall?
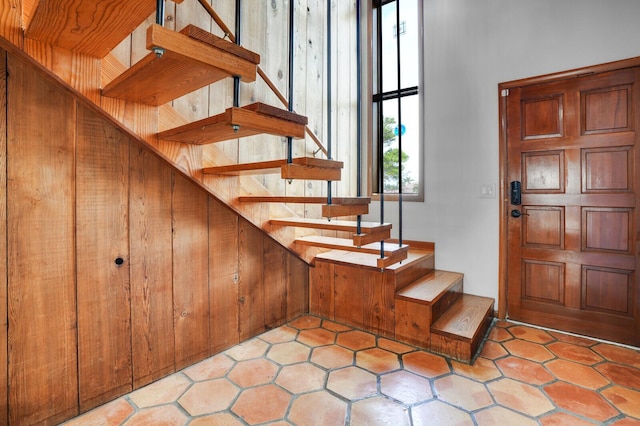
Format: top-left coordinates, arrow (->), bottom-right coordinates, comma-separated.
367,0 -> 640,305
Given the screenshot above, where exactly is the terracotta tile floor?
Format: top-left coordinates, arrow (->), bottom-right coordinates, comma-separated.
62,316 -> 640,425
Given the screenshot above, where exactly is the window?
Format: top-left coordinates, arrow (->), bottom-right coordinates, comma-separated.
371,0 -> 422,197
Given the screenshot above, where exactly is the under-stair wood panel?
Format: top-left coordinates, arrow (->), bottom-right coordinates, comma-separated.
431,295 -> 495,363
264,236 -> 289,329
209,198 -> 241,354
7,54 -> 79,425
129,144 -> 175,389
173,174 -> 211,370
102,24 -> 258,106
239,219 -> 266,341
157,102 -> 307,144
0,49 -> 7,426
76,104 -> 133,413
24,0 -> 161,57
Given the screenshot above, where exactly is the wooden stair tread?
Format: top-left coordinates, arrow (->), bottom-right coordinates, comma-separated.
395,270 -> 464,306
25,0 -> 160,57
315,246 -> 429,271
431,294 -> 494,342
238,196 -> 371,204
270,217 -> 390,233
296,236 -> 408,256
103,24 -> 258,105
158,102 -> 307,144
204,158 -> 343,181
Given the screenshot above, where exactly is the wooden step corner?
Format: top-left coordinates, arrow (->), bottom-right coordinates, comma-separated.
322,203 -> 369,218
353,226 -> 391,246
430,294 -> 495,363
158,102 -> 307,144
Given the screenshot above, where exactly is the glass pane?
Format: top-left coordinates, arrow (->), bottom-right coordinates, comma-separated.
378,95 -> 420,194
380,0 -> 419,93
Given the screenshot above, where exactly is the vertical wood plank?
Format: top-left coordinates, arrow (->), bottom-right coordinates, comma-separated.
287,253 -> 309,319
7,54 -> 78,424
309,260 -> 334,319
209,197 -> 240,353
76,104 -> 132,412
362,270 -> 395,337
0,48 -> 8,426
334,264 -> 365,328
264,236 -> 288,328
129,143 -> 175,388
238,219 -> 265,340
0,0 -> 23,45
172,173 -> 210,370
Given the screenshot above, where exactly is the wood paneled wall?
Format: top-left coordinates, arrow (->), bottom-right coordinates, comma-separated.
1,49 -> 308,425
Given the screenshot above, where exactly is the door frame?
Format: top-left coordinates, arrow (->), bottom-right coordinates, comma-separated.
498,56 -> 640,319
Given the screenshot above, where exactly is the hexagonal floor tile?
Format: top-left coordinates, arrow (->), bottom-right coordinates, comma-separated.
378,338 -> 414,354
508,325 -> 554,344
596,363 -> 640,389
593,343 -> 640,368
495,356 -> 554,385
128,374 -> 191,408
62,398 -> 133,426
402,351 -> 450,379
488,327 -> 513,342
479,341 -> 508,360
183,353 -> 235,381
311,345 -> 354,369
544,381 -> 619,423
451,357 -> 501,382
539,412 -> 596,426
321,319 -> 352,332
225,338 -> 269,361
259,326 -> 298,344
434,375 -> 493,411
502,339 -> 554,362
601,385 -> 640,419
231,384 -> 291,425
487,378 -> 554,417
297,327 -> 337,347
380,370 -> 433,404
189,413 -> 244,425
412,400 -> 474,426
351,396 -> 411,425
288,315 -> 322,330
288,391 -> 347,425
474,406 -> 538,426
327,366 -> 377,400
228,358 -> 279,388
336,330 -> 376,350
276,363 -> 326,394
178,379 -> 239,415
122,405 -> 188,425
356,348 -> 400,374
267,341 -> 310,365
545,359 -> 610,389
546,342 -> 603,365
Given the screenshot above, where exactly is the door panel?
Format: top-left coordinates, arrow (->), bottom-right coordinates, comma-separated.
506,67 -> 640,346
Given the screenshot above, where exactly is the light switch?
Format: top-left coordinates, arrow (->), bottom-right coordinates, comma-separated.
480,184 -> 496,198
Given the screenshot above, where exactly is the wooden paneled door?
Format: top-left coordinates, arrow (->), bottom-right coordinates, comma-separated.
502,64 -> 640,346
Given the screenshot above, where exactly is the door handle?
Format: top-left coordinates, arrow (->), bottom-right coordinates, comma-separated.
511,209 -> 528,218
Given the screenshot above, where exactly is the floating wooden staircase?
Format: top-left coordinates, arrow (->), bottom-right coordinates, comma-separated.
19,2 -> 496,364
310,245 -> 494,363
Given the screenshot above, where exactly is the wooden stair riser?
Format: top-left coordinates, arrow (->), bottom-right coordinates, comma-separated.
322,203 -> 369,218
394,252 -> 435,290
353,227 -> 391,246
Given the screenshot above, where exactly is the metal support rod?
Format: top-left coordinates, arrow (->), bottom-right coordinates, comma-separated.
233,0 -> 241,107
326,0 -> 333,204
376,1 -> 384,258
156,0 -> 165,25
287,0 -> 295,164
395,0 -> 403,246
356,0 -> 362,235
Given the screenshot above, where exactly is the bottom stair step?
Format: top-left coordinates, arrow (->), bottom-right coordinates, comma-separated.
430,294 -> 494,363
